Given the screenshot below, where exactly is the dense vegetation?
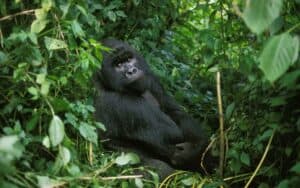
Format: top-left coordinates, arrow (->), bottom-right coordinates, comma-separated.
0,0 -> 299,187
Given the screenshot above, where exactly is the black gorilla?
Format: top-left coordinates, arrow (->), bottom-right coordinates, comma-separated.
93,39 -> 213,177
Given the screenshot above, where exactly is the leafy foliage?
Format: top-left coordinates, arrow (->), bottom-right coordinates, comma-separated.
0,0 -> 299,187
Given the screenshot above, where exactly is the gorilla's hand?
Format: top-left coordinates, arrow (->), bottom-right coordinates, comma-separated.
171,142 -> 197,166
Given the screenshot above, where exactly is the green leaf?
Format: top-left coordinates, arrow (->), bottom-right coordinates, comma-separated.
79,122 -> 98,144
28,87 -> 39,99
36,73 -> 46,84
285,147 -> 292,157
277,180 -> 289,188
59,146 -> 71,165
67,164 -> 81,177
290,162 -> 300,173
279,70 -> 300,88
181,177 -> 194,186
26,112 -> 40,132
133,0 -> 141,6
65,113 -> 78,128
35,8 -> 47,20
71,20 -> 85,37
42,0 -> 53,11
76,5 -> 88,17
59,3 -> 70,18
28,33 -> 38,45
225,102 -> 235,119
116,11 -> 126,18
107,11 -> 116,22
240,152 -> 250,166
0,51 -> 8,63
50,98 -> 70,113
242,0 -> 283,34
115,153 -> 140,166
42,136 -> 50,148
49,115 -> 65,147
270,96 -> 286,107
259,33 -> 299,82
135,178 -> 143,188
0,135 -> 22,158
37,176 -> 62,188
40,81 -> 50,96
31,19 -> 48,33
269,17 -> 284,35
44,37 -> 67,50
259,129 -> 273,141
95,122 -> 106,131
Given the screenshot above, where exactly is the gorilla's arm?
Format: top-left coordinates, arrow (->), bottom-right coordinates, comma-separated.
149,75 -> 208,142
148,76 -> 209,166
94,89 -> 184,160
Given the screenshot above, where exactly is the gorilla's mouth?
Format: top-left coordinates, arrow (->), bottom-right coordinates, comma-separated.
126,69 -> 144,82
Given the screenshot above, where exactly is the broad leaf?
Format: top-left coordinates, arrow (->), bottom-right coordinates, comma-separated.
49,115 -> 65,147
40,81 -> 50,96
31,19 -> 48,34
290,162 -> 300,173
36,73 -> 46,84
0,135 -> 22,158
225,102 -> 235,119
42,136 -> 50,148
115,153 -> 140,166
95,122 -> 106,131
240,152 -> 250,166
135,178 -> 143,188
59,146 -> 71,165
259,33 -> 299,82
107,11 -> 116,22
35,8 -> 47,20
37,176 -> 62,188
79,122 -> 98,144
181,177 -> 194,186
242,0 -> 282,34
44,37 -> 67,50
71,20 -> 85,37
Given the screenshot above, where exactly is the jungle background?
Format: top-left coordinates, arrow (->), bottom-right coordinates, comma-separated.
0,0 -> 299,187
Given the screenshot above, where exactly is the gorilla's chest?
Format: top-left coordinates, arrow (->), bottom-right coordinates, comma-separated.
142,91 -> 160,107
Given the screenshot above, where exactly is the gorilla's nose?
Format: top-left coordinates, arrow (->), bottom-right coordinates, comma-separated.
127,67 -> 138,75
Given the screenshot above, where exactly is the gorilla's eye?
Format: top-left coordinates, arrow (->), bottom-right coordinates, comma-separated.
117,62 -> 122,67
125,58 -> 132,63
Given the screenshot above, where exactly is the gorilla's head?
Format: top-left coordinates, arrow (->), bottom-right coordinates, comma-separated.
99,39 -> 151,94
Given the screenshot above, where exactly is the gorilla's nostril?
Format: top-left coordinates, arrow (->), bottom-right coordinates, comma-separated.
132,68 -> 137,74
128,68 -> 137,75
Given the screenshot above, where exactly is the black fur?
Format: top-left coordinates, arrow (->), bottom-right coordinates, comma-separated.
93,39 -> 212,177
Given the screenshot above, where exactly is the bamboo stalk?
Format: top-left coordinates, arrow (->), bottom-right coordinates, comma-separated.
216,71 -> 225,177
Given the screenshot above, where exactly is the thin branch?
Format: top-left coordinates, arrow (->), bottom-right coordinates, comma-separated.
159,171 -> 186,188
244,130 -> 275,188
101,175 -> 143,181
0,9 -> 35,22
200,137 -> 217,175
80,175 -> 143,181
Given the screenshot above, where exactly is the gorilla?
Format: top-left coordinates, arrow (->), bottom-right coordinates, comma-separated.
93,39 -> 214,178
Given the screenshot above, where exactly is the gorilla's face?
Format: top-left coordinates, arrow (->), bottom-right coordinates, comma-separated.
100,39 -> 150,94
112,50 -> 144,84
